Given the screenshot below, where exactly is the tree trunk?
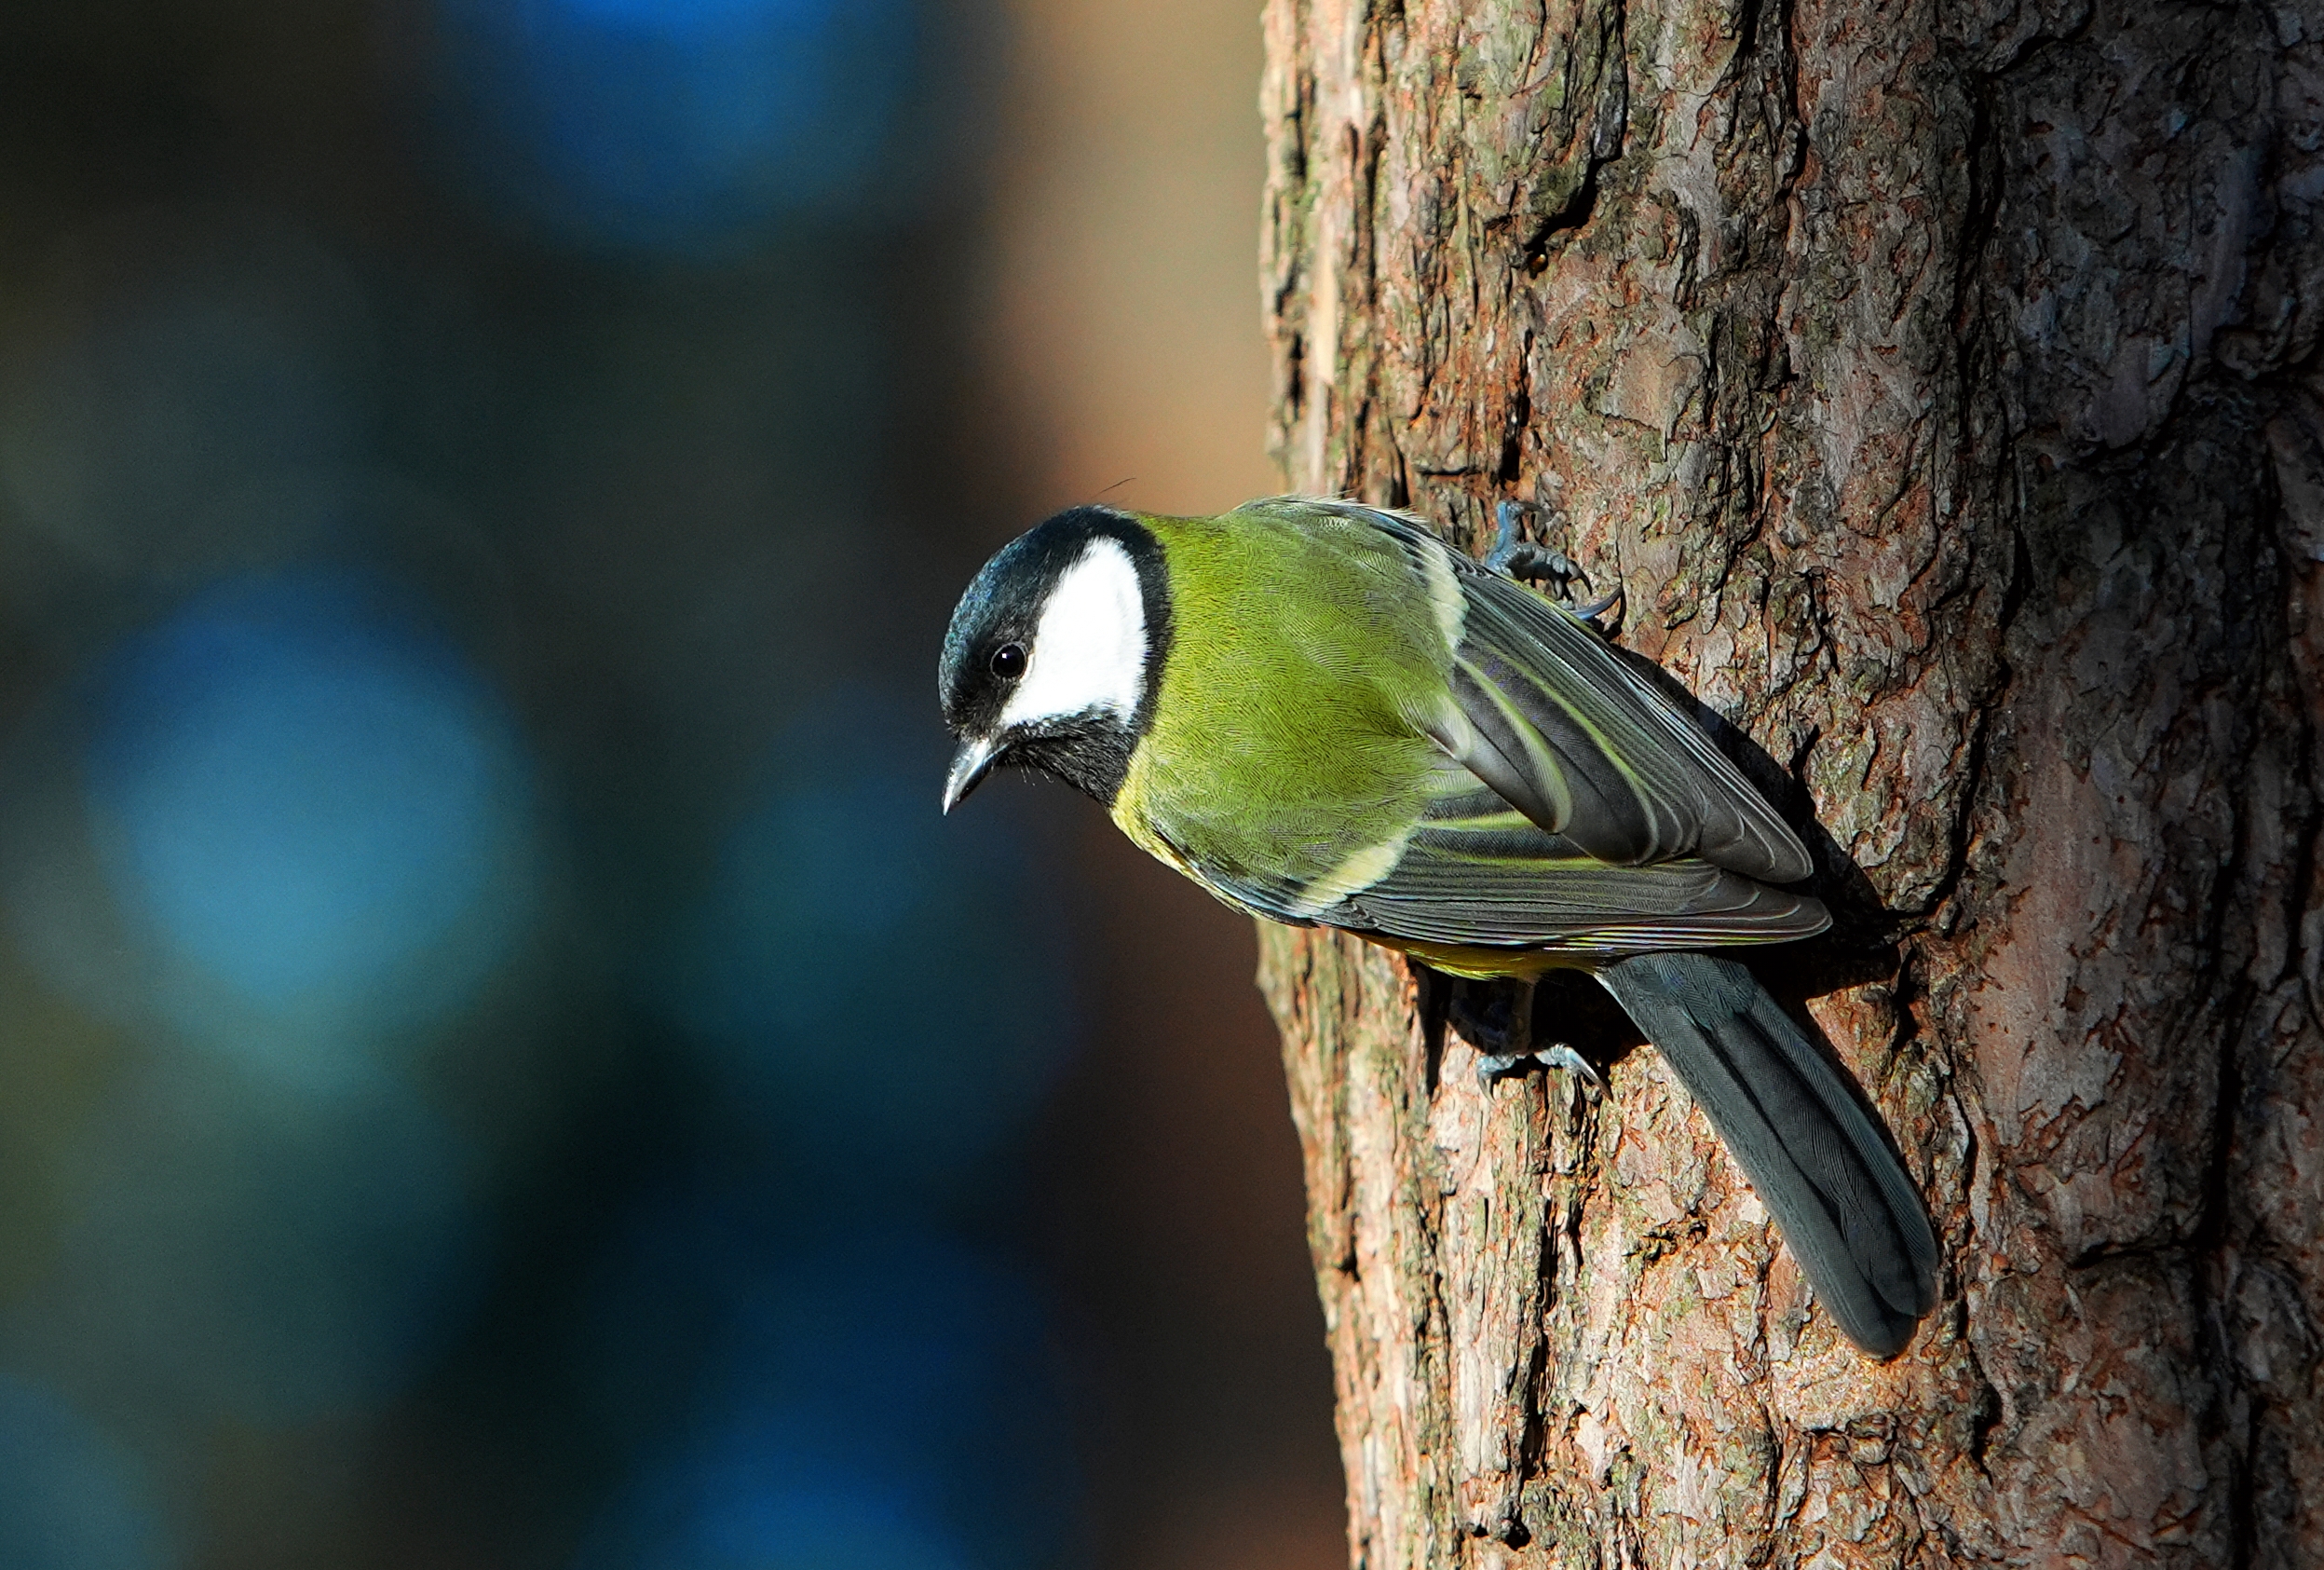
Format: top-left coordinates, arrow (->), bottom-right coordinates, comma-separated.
1254,0 -> 2324,1563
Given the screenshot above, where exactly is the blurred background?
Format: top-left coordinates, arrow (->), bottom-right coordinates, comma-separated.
0,1 -> 1345,1566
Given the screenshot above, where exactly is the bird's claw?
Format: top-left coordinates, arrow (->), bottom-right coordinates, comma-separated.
1484,501 -> 1575,582
1473,1050 -> 1526,1092
1566,584 -> 1624,624
1486,501 -> 1618,627
1533,1042 -> 1604,1092
1474,1042 -> 1604,1098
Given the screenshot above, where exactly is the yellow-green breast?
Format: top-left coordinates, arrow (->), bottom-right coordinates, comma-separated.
1108,500 -> 1468,916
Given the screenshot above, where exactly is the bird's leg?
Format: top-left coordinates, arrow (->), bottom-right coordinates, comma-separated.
1446,976 -> 1525,1085
1484,500 -> 1581,585
1486,501 -> 1623,629
1451,976 -> 1604,1095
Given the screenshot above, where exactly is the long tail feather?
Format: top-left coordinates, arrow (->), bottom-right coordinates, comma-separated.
1597,951 -> 1938,1357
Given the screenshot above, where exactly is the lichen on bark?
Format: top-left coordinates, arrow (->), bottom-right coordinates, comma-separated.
1257,0 -> 2324,1563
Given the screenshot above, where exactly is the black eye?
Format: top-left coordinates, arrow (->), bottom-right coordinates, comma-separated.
989,642 -> 1027,680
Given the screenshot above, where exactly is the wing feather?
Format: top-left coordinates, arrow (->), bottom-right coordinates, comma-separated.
1316,803 -> 1829,956
1175,499 -> 1826,956
1267,498 -> 1814,886
1446,568 -> 1814,882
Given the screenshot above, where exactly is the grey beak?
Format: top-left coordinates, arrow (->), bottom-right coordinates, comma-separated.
942,734 -> 1003,814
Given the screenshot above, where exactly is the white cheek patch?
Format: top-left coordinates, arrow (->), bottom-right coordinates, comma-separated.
999,536 -> 1148,728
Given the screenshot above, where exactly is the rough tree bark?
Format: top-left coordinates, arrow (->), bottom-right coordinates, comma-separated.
1253,0 -> 2323,1564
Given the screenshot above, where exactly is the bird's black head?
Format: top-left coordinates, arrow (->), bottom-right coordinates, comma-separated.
938,505 -> 1172,812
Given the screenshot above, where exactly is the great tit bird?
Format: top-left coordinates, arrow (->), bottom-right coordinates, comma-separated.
938,496 -> 1938,1358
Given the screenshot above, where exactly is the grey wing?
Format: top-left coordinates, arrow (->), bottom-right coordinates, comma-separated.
1430,562 -> 1814,883
1262,496 -> 1814,885
1210,498 -> 1825,953
1313,784 -> 1828,957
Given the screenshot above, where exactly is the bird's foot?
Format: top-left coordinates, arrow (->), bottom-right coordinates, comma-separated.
1534,1041 -> 1605,1091
1485,501 -> 1579,583
1474,1043 -> 1604,1097
1487,501 -> 1620,627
